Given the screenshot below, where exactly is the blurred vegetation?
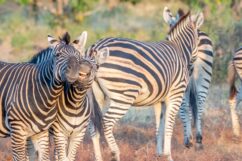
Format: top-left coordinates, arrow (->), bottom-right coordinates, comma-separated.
0,0 -> 241,83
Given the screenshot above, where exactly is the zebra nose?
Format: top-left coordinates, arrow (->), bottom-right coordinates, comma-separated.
79,71 -> 90,80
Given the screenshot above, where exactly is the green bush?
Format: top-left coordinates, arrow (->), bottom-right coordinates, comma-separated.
11,34 -> 28,48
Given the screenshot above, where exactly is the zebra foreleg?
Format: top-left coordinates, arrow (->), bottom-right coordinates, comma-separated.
53,126 -> 68,161
27,130 -> 51,161
36,131 -> 50,161
89,121 -> 103,161
27,137 -> 37,161
10,123 -> 28,161
67,127 -> 87,161
103,101 -> 132,161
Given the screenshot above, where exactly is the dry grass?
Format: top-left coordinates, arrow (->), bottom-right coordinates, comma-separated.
1,85 -> 242,161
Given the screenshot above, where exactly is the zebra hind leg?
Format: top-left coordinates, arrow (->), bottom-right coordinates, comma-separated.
154,102 -> 164,156
89,121 -> 103,161
163,86 -> 186,161
194,97 -> 206,150
179,87 -> 193,148
229,91 -> 240,137
180,102 -> 193,148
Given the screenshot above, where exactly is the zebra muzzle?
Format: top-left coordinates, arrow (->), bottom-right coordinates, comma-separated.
79,72 -> 88,80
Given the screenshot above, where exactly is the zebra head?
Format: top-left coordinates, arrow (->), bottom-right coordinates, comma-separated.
73,47 -> 109,89
164,7 -> 204,65
48,31 -> 88,84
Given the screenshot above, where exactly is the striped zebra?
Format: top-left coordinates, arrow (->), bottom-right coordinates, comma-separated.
88,11 -> 204,161
228,47 -> 242,137
27,34 -> 109,161
0,32 -> 84,161
163,7 -> 214,149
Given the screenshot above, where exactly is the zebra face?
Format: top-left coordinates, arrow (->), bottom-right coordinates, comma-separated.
73,47 -> 110,89
48,31 -> 88,84
74,59 -> 97,89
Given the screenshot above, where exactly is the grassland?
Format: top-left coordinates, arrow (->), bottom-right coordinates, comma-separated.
0,85 -> 242,161
0,1 -> 241,161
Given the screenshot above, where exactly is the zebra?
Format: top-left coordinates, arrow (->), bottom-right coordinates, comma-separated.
228,47 -> 242,137
87,11 -> 204,161
27,36 -> 109,161
163,7 -> 214,149
0,32 -> 85,161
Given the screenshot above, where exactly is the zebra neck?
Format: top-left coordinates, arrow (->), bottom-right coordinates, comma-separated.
65,85 -> 88,108
36,59 -> 63,102
168,28 -> 194,67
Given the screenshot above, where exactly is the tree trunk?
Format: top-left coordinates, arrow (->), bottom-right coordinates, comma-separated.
56,0 -> 63,15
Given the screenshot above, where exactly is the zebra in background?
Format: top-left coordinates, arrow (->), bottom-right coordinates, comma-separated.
88,11 -> 204,161
28,32 -> 109,161
0,32 -> 84,161
163,7 -> 214,149
228,47 -> 242,137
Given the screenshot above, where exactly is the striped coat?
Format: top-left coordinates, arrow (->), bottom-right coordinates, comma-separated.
27,32 -> 109,161
163,7 -> 214,149
0,33 -> 82,161
88,11 -> 204,161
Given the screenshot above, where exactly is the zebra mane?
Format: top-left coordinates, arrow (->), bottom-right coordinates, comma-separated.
29,47 -> 53,63
177,8 -> 185,17
59,32 -> 71,45
168,11 -> 191,35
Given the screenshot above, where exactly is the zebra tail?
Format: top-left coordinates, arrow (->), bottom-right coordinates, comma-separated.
88,88 -> 103,135
190,81 -> 197,126
227,61 -> 237,99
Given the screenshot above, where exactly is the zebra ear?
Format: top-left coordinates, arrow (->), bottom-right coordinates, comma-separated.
163,6 -> 175,26
191,12 -> 204,29
94,47 -> 109,65
48,35 -> 59,48
72,31 -> 88,55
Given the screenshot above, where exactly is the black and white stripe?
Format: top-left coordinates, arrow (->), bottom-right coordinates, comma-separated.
228,47 -> 242,137
163,7 -> 214,149
0,32 -> 82,161
28,32 -> 109,161
88,11 -> 203,161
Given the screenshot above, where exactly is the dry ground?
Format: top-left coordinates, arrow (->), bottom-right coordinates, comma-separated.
0,85 -> 242,161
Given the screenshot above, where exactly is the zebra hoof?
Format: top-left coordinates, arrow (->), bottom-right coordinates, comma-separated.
184,138 -> 193,148
110,152 -> 120,161
155,155 -> 173,161
195,143 -> 203,151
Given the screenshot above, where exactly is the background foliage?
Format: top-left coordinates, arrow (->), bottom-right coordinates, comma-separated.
0,0 -> 241,83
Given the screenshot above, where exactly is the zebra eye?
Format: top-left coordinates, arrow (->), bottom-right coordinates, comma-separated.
56,52 -> 62,57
